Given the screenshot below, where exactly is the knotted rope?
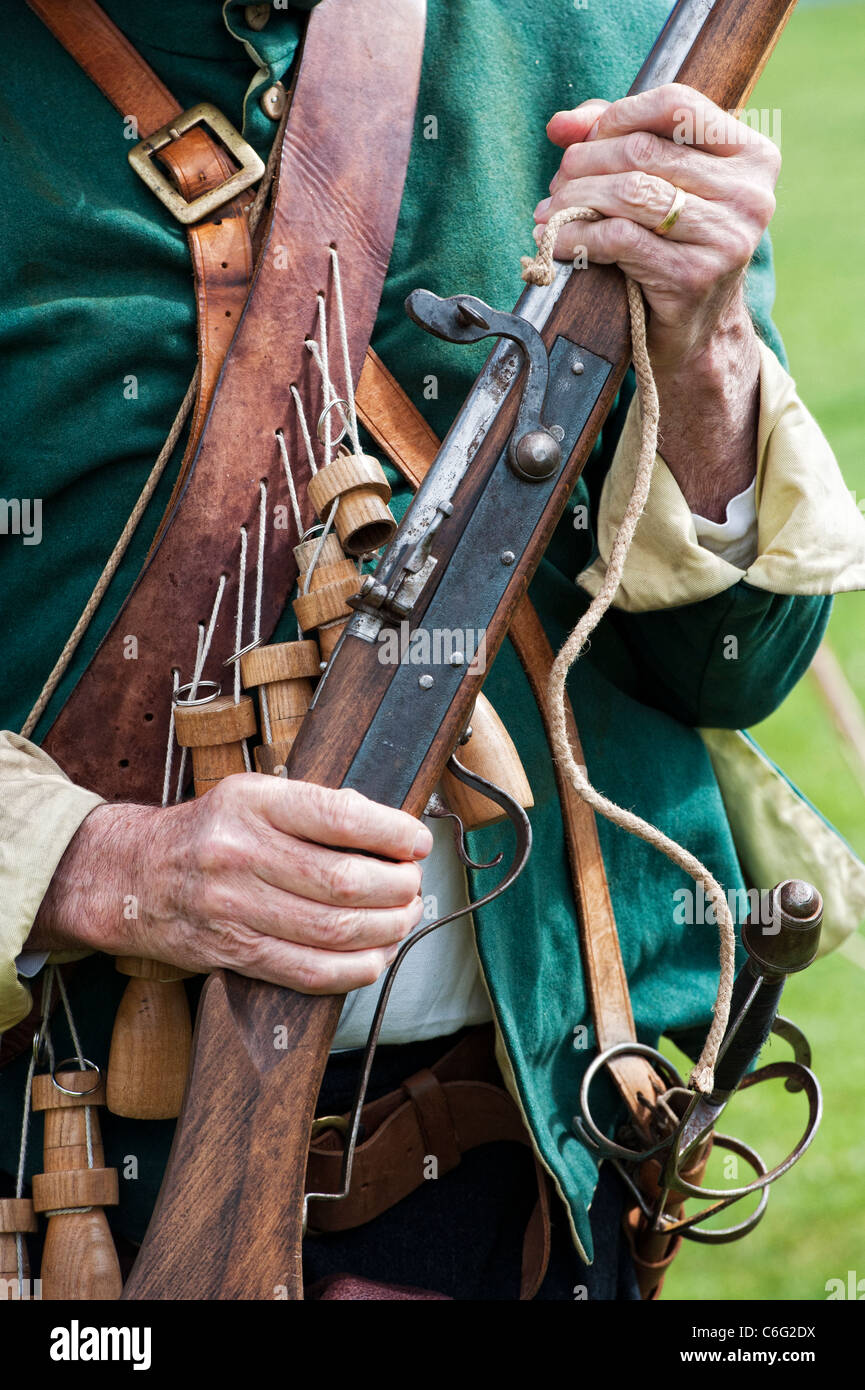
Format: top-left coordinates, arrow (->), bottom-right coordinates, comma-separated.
521,208 -> 735,1094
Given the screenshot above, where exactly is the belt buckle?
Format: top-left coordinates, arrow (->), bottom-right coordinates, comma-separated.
128,101 -> 265,226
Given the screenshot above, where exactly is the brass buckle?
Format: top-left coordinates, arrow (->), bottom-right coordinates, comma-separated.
128,102 -> 265,226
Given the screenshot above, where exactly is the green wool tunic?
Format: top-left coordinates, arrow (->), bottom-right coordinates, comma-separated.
0,0 -> 830,1260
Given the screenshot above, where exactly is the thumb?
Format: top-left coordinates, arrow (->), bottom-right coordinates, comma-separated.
547,99 -> 610,148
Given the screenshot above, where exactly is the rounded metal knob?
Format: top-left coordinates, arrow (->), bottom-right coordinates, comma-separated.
511,429 -> 561,481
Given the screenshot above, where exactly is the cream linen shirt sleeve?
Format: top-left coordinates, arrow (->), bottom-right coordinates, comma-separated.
579,340 -> 865,611
0,732 -> 104,1032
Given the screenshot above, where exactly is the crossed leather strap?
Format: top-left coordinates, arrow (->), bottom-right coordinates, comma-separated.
28,0 -> 668,1297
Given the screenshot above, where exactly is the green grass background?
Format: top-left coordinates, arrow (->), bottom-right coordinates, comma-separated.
663,0 -> 865,1301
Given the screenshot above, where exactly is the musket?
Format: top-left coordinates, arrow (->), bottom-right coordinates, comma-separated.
122,0 -> 801,1299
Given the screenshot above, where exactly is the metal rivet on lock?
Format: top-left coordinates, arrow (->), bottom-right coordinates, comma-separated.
572,359 -> 585,375
500,550 -> 515,566
260,82 -> 288,121
245,4 -> 271,31
512,429 -> 561,481
418,674 -> 434,690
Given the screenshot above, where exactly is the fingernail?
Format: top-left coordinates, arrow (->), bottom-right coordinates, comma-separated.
413,824 -> 433,857
385,945 -> 400,964
534,196 -> 551,218
532,224 -> 544,245
586,120 -> 600,142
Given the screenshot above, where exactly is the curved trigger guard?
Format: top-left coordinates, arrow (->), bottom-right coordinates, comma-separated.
423,780 -> 502,872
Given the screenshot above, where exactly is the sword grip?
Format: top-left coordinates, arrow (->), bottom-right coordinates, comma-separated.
711,880 -> 822,1099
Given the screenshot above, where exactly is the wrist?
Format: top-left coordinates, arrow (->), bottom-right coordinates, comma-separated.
649,285 -> 760,390
647,291 -> 761,522
29,802 -> 161,956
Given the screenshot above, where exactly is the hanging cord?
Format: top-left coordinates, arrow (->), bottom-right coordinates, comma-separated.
32,967 -> 99,1218
19,136 -> 284,742
11,967 -> 57,1293
173,575 -> 227,801
161,668 -> 181,808
234,525 -> 253,770
299,282 -> 366,594
522,208 -> 735,1094
326,247 -> 362,455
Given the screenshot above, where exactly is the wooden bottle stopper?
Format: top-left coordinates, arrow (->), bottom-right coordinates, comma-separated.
173,692 -> 258,796
440,692 -> 534,830
240,639 -> 320,775
293,534 -> 360,661
0,1198 -> 38,1291
106,692 -> 257,1121
307,451 -> 396,556
31,1070 -> 122,1300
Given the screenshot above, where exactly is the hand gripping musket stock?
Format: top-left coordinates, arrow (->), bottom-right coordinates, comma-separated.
110,0 -> 812,1299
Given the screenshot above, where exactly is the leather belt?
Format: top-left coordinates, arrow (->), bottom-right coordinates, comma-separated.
306,1027 -> 552,1301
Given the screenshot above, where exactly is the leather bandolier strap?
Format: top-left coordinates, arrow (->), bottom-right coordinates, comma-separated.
34,0 -> 427,802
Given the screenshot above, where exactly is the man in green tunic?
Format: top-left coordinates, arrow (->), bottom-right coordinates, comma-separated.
1,1 -> 863,1298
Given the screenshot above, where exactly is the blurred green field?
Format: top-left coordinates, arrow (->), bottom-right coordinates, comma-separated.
664,0 -> 865,1301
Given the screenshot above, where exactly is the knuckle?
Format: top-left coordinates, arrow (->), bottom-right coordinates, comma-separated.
326,907 -> 364,948
623,130 -> 659,171
744,179 -> 777,226
724,223 -> 757,269
665,82 -> 698,107
328,854 -> 364,905
293,961 -> 328,994
196,817 -> 244,876
328,786 -> 370,840
605,216 -> 643,254
620,169 -> 656,209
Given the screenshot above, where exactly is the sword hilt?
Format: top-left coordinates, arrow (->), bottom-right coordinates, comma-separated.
711,880 -> 822,1101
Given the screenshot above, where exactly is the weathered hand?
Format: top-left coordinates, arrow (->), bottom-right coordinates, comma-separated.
536,84 -> 780,369
534,85 -> 780,518
32,777 -> 432,995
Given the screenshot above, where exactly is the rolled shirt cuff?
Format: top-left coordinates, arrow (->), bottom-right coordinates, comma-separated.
579,340 -> 865,613
0,731 -> 104,1032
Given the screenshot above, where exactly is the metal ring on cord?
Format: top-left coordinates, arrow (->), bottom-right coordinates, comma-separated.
173,679 -> 222,706
316,397 -> 351,446
52,1058 -> 102,1095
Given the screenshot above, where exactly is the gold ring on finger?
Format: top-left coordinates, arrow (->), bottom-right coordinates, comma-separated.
653,185 -> 687,237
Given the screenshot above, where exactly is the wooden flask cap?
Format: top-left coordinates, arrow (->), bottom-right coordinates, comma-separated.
440,693 -> 534,830
173,692 -> 257,796
240,639 -> 320,774
31,1070 -> 122,1300
0,1198 -> 38,1289
293,534 -> 360,662
107,694 -> 256,1121
307,451 -> 396,556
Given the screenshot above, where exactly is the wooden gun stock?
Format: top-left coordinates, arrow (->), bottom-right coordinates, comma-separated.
122,0 -> 798,1300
